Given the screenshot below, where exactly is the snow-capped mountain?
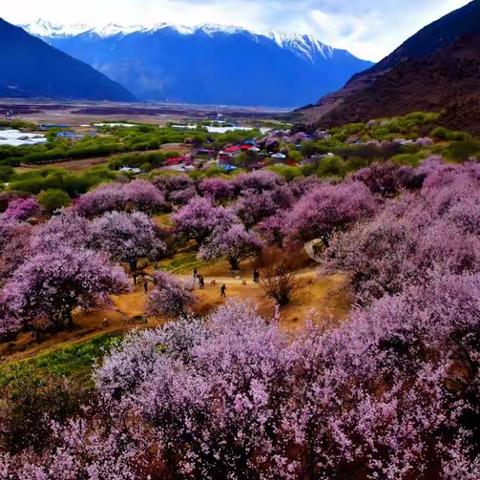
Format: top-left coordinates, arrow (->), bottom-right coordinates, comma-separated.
22,19 -> 373,107
23,19 -> 335,61
22,19 -> 91,38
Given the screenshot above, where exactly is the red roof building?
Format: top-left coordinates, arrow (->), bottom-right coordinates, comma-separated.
224,145 -> 242,153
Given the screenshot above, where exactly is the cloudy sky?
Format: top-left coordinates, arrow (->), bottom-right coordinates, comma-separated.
3,0 -> 472,60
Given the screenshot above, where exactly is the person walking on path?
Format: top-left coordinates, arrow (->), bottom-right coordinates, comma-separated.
144,280 -> 149,294
193,268 -> 198,288
253,269 -> 260,284
220,284 -> 227,298
198,275 -> 205,290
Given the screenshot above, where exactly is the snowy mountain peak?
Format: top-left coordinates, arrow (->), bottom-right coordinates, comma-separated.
265,31 -> 334,61
21,19 -> 329,58
95,23 -> 147,37
22,18 -> 90,37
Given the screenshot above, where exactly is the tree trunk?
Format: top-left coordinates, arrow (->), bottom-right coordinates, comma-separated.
228,256 -> 240,271
128,258 -> 138,274
64,309 -> 74,330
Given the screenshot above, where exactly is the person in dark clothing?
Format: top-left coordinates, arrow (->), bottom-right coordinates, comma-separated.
253,269 -> 260,284
144,280 -> 149,293
220,284 -> 227,298
198,275 -> 205,290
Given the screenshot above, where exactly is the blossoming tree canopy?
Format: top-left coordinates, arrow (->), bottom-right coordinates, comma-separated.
146,270 -> 196,319
199,223 -> 263,270
88,211 -> 166,272
75,180 -> 166,217
1,197 -> 41,222
285,181 -> 377,245
1,247 -> 130,335
172,196 -> 238,245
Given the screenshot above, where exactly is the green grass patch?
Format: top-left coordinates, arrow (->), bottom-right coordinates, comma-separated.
159,251 -> 204,274
0,333 -> 122,390
159,250 -> 219,274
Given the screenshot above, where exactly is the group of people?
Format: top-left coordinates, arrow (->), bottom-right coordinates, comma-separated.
133,268 -> 261,299
133,271 -> 151,293
193,268 -> 261,298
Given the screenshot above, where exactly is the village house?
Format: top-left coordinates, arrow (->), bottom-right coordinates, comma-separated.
271,152 -> 287,163
217,145 -> 242,165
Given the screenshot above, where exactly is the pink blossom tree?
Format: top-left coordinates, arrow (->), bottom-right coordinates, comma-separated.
234,185 -> 294,229
1,247 -> 130,333
256,214 -> 288,247
152,174 -> 196,205
352,163 -> 425,197
74,183 -> 125,217
0,221 -> 32,286
75,180 -> 166,217
145,271 -> 196,319
232,170 -> 283,194
198,177 -> 235,202
122,179 -> 167,213
290,175 -> 324,198
168,185 -> 197,205
234,191 -> 278,229
323,195 -> 480,303
89,211 -> 166,273
30,210 -> 90,252
2,197 -> 41,222
0,293 -> 23,339
152,174 -> 194,195
199,223 -> 263,270
93,300 -> 293,479
172,197 -> 237,246
285,181 -> 377,245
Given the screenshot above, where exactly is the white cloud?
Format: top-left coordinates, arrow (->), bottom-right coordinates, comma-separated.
2,0 -> 472,60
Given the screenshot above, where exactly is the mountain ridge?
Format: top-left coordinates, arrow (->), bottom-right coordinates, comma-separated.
0,18 -> 136,102
21,19 -> 372,108
22,18 -> 342,60
299,0 -> 480,133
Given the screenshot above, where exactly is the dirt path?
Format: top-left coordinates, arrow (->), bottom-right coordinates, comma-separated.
1,262 -> 351,363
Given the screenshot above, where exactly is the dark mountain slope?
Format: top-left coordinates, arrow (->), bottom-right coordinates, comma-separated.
0,19 -> 136,101
366,0 -> 480,74
301,0 -> 480,133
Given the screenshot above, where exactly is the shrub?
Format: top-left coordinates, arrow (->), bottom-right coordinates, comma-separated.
445,140 -> 480,162
0,372 -> 87,455
261,263 -> 299,306
316,155 -> 347,178
37,189 -> 71,213
268,164 -> 303,181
